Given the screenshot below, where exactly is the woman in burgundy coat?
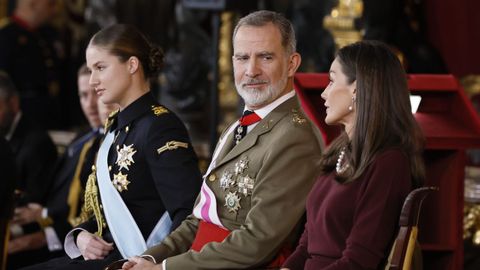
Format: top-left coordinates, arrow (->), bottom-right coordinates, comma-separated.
282,40 -> 425,270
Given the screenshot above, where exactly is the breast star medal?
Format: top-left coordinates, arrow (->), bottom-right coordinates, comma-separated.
220,171 -> 235,190
116,144 -> 137,171
113,172 -> 130,192
225,192 -> 241,213
234,157 -> 249,175
238,175 -> 255,197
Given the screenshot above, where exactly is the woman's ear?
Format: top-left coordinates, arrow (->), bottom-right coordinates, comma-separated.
127,56 -> 139,74
351,80 -> 357,97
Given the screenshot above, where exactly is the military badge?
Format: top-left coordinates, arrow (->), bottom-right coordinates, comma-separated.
225,192 -> 241,213
220,171 -> 235,190
238,175 -> 255,197
291,109 -> 307,125
152,105 -> 169,116
234,157 -> 249,175
116,144 -> 137,171
112,172 -> 131,192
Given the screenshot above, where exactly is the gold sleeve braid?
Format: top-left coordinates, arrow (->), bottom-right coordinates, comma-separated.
157,141 -> 189,155
75,166 -> 106,236
67,137 -> 95,227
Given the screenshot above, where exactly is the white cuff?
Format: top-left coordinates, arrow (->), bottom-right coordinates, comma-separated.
42,208 -> 49,218
162,259 -> 167,270
141,254 -> 157,264
44,227 -> 62,251
10,223 -> 24,238
64,228 -> 87,258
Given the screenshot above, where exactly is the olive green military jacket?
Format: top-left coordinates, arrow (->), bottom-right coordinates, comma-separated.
143,96 -> 324,269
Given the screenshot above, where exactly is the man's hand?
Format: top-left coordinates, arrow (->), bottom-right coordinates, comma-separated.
12,203 -> 43,225
122,256 -> 162,270
77,231 -> 114,260
8,231 -> 47,254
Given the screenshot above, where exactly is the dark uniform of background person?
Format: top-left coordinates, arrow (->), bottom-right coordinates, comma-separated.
0,72 -> 57,205
0,137 -> 17,270
0,0 -> 66,129
5,65 -> 109,269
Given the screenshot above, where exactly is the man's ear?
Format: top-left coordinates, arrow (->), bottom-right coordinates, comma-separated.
287,52 -> 302,77
127,56 -> 140,74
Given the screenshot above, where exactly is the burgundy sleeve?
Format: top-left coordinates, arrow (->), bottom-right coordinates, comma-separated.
283,222 -> 310,270
323,150 -> 411,270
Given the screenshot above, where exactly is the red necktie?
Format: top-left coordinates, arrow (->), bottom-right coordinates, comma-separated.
234,110 -> 261,144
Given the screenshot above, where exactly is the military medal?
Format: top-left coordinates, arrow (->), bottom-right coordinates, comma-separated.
238,175 -> 255,196
116,144 -> 137,171
225,192 -> 241,213
235,126 -> 244,144
234,157 -> 249,175
220,171 -> 234,190
112,172 -> 131,192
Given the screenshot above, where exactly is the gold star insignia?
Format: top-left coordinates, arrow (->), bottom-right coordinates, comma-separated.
112,172 -> 130,192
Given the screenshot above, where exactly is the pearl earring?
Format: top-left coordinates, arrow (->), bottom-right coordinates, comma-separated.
348,96 -> 355,111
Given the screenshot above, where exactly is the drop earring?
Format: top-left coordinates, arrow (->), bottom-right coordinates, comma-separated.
348,96 -> 355,111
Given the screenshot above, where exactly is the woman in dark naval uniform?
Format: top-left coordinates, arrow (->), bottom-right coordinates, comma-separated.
23,24 -> 202,270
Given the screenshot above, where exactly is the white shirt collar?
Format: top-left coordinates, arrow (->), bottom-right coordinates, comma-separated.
5,111 -> 22,141
244,90 -> 296,119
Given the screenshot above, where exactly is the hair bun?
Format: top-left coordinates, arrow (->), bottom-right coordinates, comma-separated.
148,45 -> 164,77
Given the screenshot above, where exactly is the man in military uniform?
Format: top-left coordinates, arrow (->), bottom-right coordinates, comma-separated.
6,64 -> 115,269
0,0 -> 63,129
119,10 -> 324,270
0,72 -> 57,206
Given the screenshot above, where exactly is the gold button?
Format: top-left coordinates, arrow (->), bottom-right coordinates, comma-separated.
125,126 -> 129,132
208,174 -> 217,182
108,166 -> 112,171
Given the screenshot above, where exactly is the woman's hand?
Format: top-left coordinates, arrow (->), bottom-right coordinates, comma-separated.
122,256 -> 162,270
77,231 -> 114,260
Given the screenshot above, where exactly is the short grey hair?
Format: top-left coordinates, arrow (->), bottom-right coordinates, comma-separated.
0,72 -> 18,100
233,10 -> 296,54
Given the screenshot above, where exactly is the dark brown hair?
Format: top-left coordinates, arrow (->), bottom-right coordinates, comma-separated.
88,24 -> 164,80
319,40 -> 425,187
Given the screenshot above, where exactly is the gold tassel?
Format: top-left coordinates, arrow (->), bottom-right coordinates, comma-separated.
76,166 -> 106,236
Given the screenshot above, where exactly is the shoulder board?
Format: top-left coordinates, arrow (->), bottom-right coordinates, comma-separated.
151,105 -> 169,116
0,18 -> 11,29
